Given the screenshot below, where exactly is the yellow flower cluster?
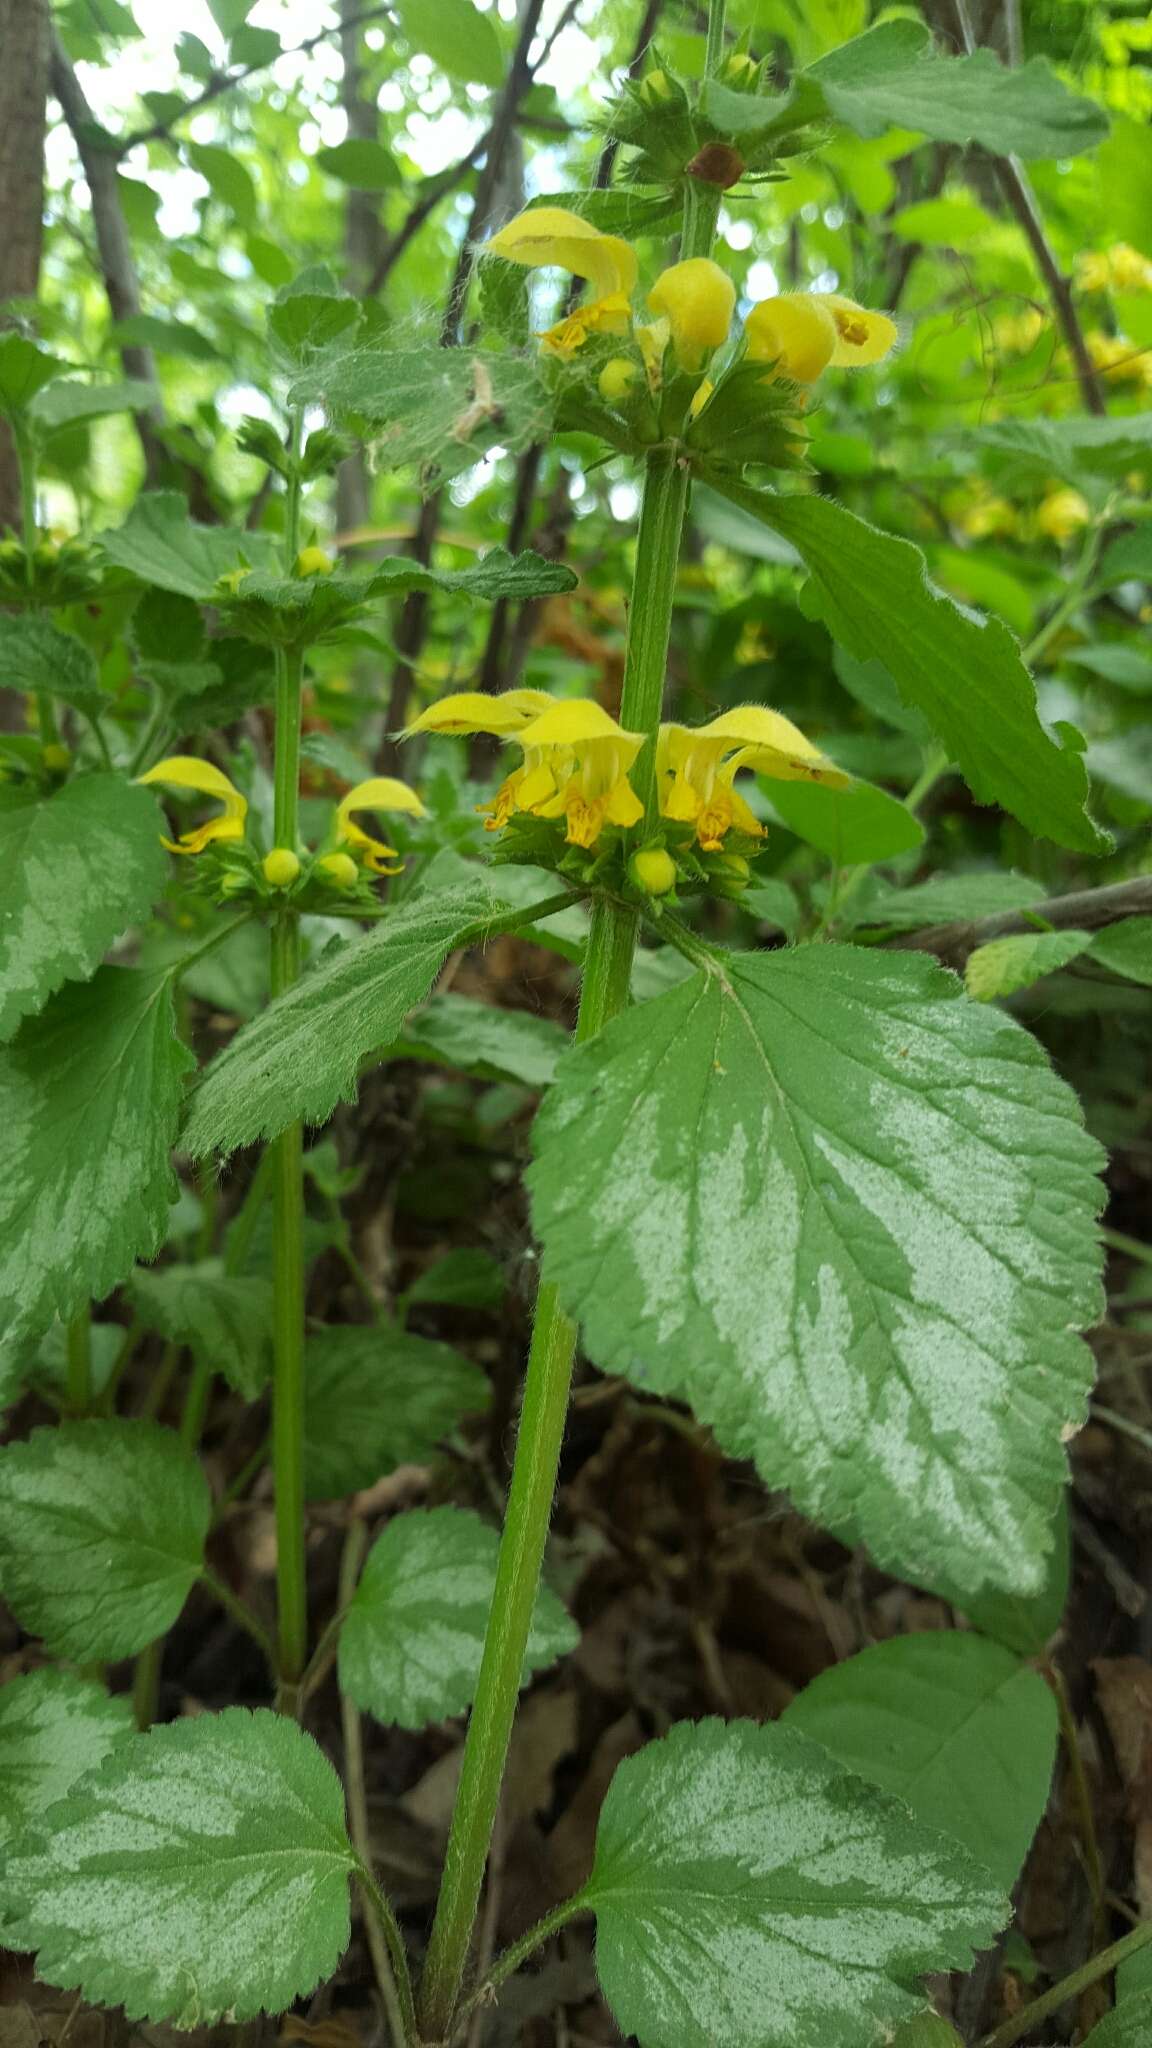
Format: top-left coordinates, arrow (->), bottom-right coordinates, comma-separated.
1077,243 -> 1152,295
1085,330 -> 1152,388
485,206 -> 895,393
137,758 -> 424,883
404,692 -> 846,854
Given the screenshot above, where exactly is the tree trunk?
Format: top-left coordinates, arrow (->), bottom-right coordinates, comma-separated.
0,0 -> 50,536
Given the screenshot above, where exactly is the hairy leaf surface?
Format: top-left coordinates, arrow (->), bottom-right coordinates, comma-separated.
305,1324 -> 489,1499
782,1632 -> 1058,1892
0,967 -> 193,1345
738,488 -> 1108,853
339,1506 -> 577,1726
3,1709 -> 355,2026
0,776 -> 166,1039
0,1670 -> 134,1849
580,1717 -> 1006,2048
0,1420 -> 209,1660
529,946 -> 1104,1607
130,1258 -> 273,1399
184,887 -> 495,1154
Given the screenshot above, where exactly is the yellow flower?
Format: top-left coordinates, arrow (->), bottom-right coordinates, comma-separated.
688,376 -> 715,421
512,699 -> 645,848
317,852 -> 359,889
1035,488 -> 1092,544
294,546 -> 334,577
334,776 -> 425,875
993,307 -> 1045,354
657,706 -> 848,851
402,688 -> 556,738
955,484 -> 1017,540
1077,243 -> 1152,294
647,259 -> 736,371
744,292 -> 897,383
485,206 -> 637,359
137,756 -> 248,856
598,357 -> 641,405
1086,330 -> 1146,385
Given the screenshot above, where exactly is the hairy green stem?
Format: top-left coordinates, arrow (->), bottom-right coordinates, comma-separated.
358,1868 -> 420,2048
418,325 -> 696,2048
269,412 -> 310,1691
456,1899 -> 588,2029
980,1919 -> 1152,2048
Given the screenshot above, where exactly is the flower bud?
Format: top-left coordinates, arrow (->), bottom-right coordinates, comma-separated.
708,852 -> 751,900
686,142 -> 745,189
317,851 -> 360,888
262,847 -> 301,888
294,545 -> 335,578
598,357 -> 641,405
42,744 -> 70,775
629,845 -> 677,897
647,259 -> 735,371
638,68 -> 676,105
722,51 -> 759,88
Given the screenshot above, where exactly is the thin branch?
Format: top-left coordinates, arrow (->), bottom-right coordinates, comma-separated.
948,0 -> 1105,415
115,5 -> 394,159
50,36 -> 166,483
891,875 -> 1152,967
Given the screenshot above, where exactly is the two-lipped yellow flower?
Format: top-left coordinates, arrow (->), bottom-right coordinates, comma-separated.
658,707 -> 849,851
138,755 -> 424,878
744,293 -> 897,384
487,208 -> 637,358
405,690 -> 644,849
333,777 -> 425,874
138,756 -> 248,855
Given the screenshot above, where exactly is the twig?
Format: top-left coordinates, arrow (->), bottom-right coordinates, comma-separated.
1046,1660 -> 1107,1947
980,1919 -> 1152,2048
115,5 -> 394,158
49,37 -> 166,483
948,0 -> 1105,415
891,875 -> 1152,967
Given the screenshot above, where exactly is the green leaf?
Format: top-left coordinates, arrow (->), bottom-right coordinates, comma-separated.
403,1247 -> 505,1312
2,1708 -> 355,2026
0,1419 -> 209,1660
29,378 -> 158,432
891,2023 -> 964,2048
890,197 -> 998,245
525,186 -> 680,236
207,0 -> 252,33
955,1489 -> 1069,1656
1098,527 -> 1152,588
528,945 -> 1104,1609
0,613 -> 104,717
971,414 -> 1152,479
338,1506 -> 577,1726
1084,1982 -> 1152,2047
183,886 -> 495,1156
0,335 -> 69,417
1066,645 -> 1152,692
0,776 -> 167,1039
294,347 -> 552,479
807,19 -> 1107,157
741,877 -> 800,938
0,1671 -> 134,1851
1089,917 -> 1152,987
743,487 -> 1109,854
0,968 -> 193,1346
186,140 -> 258,225
965,929 -> 1093,1000
396,993 -> 567,1087
314,138 -> 400,190
305,1323 -> 489,1499
833,646 -> 932,739
97,491 -> 277,600
129,1259 -> 273,1400
393,0 -> 502,86
782,1632 -> 1057,1893
580,1717 -> 1007,2048
367,547 -> 578,603
267,290 -> 362,366
854,873 -> 1047,931
765,773 -> 925,864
